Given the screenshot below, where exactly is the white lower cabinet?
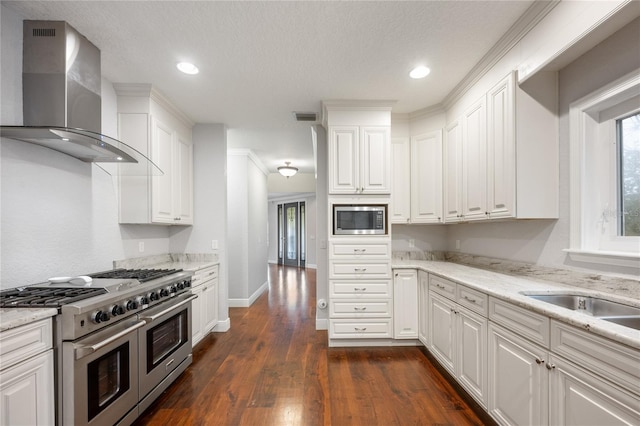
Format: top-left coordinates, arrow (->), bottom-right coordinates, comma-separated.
191,265 -> 219,346
0,318 -> 55,426
417,271 -> 429,346
429,283 -> 488,408
488,298 -> 640,426
393,269 -> 418,339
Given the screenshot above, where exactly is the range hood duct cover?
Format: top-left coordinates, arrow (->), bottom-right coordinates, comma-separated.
0,21 -> 161,175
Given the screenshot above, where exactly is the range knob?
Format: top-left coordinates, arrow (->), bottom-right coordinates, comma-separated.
160,287 -> 170,297
184,280 -> 191,288
170,285 -> 178,293
148,291 -> 160,301
125,299 -> 138,311
136,295 -> 149,306
91,310 -> 111,324
177,281 -> 185,290
110,304 -> 126,316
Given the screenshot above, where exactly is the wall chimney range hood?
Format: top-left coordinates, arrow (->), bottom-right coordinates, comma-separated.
0,21 -> 161,175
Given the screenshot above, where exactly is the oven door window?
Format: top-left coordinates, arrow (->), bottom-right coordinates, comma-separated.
146,310 -> 188,373
87,342 -> 130,421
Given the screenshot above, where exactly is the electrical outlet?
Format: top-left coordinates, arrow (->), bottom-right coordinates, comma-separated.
455,240 -> 460,250
138,242 -> 145,252
409,239 -> 415,248
211,240 -> 218,250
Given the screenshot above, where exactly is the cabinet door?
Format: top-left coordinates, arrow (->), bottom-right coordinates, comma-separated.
329,126 -> 359,194
203,281 -> 218,333
390,137 -> 411,223
444,119 -> 463,222
487,74 -> 515,219
462,97 -> 487,221
457,308 -> 488,408
151,117 -> 175,223
549,355 -> 640,426
361,126 -> 391,194
393,270 -> 418,339
418,271 -> 429,346
0,350 -> 54,426
428,292 -> 456,375
191,285 -> 204,345
174,134 -> 194,224
488,323 -> 548,426
410,131 -> 443,223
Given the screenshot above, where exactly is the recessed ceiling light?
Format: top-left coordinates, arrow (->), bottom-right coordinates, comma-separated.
177,62 -> 199,75
410,66 -> 430,79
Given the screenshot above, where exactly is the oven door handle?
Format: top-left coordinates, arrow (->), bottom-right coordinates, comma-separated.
75,320 -> 147,360
140,294 -> 198,324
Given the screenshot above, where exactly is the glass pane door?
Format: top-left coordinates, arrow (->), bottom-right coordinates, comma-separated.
284,202 -> 298,267
277,201 -> 306,268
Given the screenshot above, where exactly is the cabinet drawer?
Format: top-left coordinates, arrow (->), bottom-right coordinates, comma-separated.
330,262 -> 391,279
489,297 -> 550,348
330,300 -> 392,318
0,318 -> 52,371
330,280 -> 392,298
329,242 -> 390,259
457,285 -> 488,316
329,319 -> 392,339
429,275 -> 456,300
192,264 -> 218,287
551,320 -> 640,395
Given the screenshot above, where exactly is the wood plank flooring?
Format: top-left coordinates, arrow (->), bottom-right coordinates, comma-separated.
134,265 -> 493,426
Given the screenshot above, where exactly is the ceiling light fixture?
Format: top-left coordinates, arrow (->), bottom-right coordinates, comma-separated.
177,62 -> 199,75
410,65 -> 430,79
278,162 -> 298,178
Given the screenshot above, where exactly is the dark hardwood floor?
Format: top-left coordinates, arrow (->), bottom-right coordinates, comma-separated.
134,265 -> 491,426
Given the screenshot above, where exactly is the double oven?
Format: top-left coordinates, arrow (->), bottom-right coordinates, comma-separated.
0,268 -> 195,425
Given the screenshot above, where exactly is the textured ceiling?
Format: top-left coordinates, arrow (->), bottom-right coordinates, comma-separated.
3,0 -> 534,173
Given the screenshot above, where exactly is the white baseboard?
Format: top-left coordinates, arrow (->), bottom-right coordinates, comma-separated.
228,280 -> 268,307
213,317 -> 231,332
315,318 -> 328,330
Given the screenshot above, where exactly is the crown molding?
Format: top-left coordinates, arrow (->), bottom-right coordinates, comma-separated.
409,104 -> 445,121
112,83 -> 194,128
442,0 -> 559,110
228,148 -> 269,176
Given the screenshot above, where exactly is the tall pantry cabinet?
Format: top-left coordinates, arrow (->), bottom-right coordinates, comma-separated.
323,101 -> 395,346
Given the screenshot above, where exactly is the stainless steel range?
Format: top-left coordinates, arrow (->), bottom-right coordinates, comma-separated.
0,268 -> 195,426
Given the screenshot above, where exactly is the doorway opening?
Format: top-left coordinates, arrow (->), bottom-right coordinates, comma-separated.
277,201 -> 306,268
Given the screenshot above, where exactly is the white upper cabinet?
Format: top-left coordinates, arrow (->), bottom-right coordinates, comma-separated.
329,125 -> 390,195
444,71 -> 558,223
410,131 -> 443,223
390,137 -> 411,223
115,84 -> 194,225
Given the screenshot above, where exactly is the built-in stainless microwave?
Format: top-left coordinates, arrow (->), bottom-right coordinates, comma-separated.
333,205 -> 387,235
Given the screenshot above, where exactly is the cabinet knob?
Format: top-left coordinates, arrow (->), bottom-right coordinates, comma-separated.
535,358 -> 545,365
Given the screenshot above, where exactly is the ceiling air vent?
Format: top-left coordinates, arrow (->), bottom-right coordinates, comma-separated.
293,112 -> 317,122
33,28 -> 56,37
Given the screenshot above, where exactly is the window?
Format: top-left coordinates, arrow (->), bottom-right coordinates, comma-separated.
617,113 -> 640,237
567,70 -> 640,267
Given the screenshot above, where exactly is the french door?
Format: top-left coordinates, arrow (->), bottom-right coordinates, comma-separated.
278,201 -> 305,267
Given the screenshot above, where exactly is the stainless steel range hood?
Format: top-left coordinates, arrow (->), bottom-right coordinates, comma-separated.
0,21 -> 161,175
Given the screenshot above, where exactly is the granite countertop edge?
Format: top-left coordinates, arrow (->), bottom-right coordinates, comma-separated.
392,260 -> 640,349
0,308 -> 58,332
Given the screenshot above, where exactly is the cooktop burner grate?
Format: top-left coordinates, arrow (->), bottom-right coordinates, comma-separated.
88,268 -> 183,283
0,287 -> 107,308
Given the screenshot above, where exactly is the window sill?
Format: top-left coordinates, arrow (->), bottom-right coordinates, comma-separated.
563,249 -> 640,269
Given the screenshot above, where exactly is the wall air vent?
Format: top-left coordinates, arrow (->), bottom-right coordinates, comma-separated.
294,112 -> 317,122
33,28 -> 56,37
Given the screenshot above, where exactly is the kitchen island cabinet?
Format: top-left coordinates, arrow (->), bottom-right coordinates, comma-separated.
0,314 -> 55,426
191,264 -> 219,346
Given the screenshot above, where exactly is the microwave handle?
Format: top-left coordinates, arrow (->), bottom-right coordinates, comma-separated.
75,320 -> 146,360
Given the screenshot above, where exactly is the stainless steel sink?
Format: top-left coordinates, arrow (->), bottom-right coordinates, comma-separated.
525,294 -> 640,330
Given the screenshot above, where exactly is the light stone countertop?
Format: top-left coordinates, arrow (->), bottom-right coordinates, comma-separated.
392,259 -> 640,349
113,253 -> 219,273
0,308 -> 57,332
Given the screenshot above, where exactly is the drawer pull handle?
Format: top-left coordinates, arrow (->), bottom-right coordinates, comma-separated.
208,272 -> 216,276
354,327 -> 367,332
463,296 -> 477,303
353,248 -> 367,253
535,358 -> 545,365
354,268 -> 367,272
436,284 -> 445,289
354,287 -> 367,291
354,307 -> 367,311
546,363 -> 556,370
